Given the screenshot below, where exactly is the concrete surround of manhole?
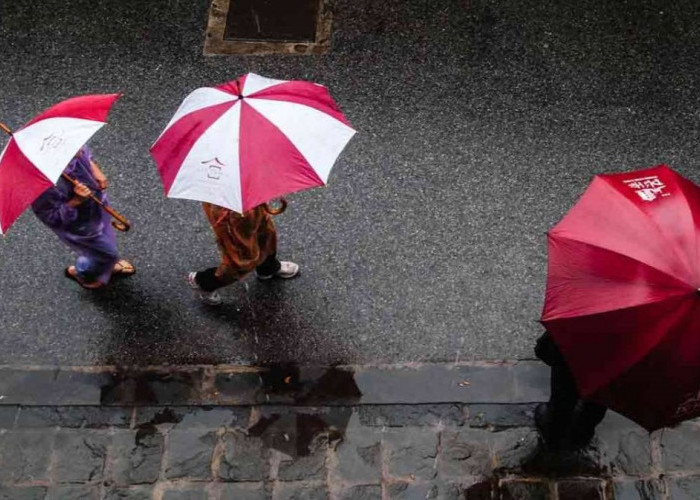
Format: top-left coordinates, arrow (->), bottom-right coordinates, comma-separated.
204,0 -> 332,56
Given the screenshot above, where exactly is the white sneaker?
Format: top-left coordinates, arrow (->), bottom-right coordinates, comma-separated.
187,272 -> 222,306
256,261 -> 300,280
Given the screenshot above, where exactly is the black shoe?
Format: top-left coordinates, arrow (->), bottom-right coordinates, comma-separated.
569,427 -> 596,449
534,403 -> 564,450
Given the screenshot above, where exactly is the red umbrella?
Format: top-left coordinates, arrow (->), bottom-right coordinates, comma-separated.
541,165 -> 700,431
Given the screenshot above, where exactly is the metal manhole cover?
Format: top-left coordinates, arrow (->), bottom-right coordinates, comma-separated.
205,0 -> 332,55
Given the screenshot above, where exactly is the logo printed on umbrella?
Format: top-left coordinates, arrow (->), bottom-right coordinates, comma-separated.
40,131 -> 66,152
623,175 -> 670,202
201,158 -> 225,181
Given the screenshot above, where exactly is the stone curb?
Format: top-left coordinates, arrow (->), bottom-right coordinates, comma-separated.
0,361 -> 549,406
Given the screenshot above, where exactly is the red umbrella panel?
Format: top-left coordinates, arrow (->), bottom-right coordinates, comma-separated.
541,165 -> 700,431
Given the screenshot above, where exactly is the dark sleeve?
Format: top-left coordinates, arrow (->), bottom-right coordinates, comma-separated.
31,187 -> 78,228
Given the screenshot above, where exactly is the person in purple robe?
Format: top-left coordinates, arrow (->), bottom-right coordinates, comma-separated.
31,146 -> 134,289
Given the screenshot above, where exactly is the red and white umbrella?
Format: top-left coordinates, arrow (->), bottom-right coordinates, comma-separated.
150,73 -> 356,213
0,94 -> 122,234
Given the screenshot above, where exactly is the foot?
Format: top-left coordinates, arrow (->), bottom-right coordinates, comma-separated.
256,261 -> 300,280
113,259 -> 136,276
569,427 -> 596,449
64,266 -> 104,289
534,403 -> 565,450
187,272 -> 222,306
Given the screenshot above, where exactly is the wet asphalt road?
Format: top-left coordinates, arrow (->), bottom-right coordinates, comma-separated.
0,0 -> 699,365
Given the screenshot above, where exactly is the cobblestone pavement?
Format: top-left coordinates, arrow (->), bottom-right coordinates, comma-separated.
0,363 -> 699,499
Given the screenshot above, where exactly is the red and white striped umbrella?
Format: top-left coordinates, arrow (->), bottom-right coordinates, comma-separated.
150,73 -> 356,213
0,94 -> 121,234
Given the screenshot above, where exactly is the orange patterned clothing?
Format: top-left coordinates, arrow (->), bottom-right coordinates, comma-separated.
202,203 -> 277,283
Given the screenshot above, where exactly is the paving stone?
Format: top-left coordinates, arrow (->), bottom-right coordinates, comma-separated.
135,406 -> 250,429
557,479 -> 605,500
218,430 -> 268,481
384,428 -> 439,480
46,485 -> 100,500
164,428 -> 216,479
499,480 -> 551,500
464,481 -> 495,500
435,482 -> 470,500
333,428 -> 383,482
219,483 -> 268,500
491,428 -> 539,472
0,369 -> 109,405
359,404 -> 466,427
338,484 -> 381,500
519,437 -> 607,477
53,429 -> 109,482
353,364 -> 516,404
0,429 -> 54,482
613,480 -> 665,500
247,408 -> 345,460
103,487 -> 154,500
666,476 -> 700,500
468,404 -> 537,428
101,370 -> 205,405
0,407 -> 18,429
386,482 -> 433,500
511,362 -> 550,402
16,406 -> 131,428
278,433 -> 328,481
594,412 -> 652,475
439,428 -> 493,478
215,372 -> 263,404
0,486 -> 47,500
272,482 -> 328,500
112,426 -> 165,485
660,423 -> 700,471
162,487 -> 209,500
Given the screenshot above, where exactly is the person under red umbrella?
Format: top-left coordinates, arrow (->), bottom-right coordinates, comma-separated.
31,146 -> 135,289
539,165 -> 700,445
534,331 -> 607,449
186,202 -> 298,306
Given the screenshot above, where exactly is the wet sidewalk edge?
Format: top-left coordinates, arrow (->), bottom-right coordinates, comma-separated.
0,360 -> 549,406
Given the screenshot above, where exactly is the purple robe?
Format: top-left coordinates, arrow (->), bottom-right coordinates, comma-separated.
31,146 -> 119,284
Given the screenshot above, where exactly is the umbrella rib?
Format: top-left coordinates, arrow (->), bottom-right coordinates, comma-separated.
599,176 -> 697,282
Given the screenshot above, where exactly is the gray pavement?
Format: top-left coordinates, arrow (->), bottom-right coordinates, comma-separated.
0,360 -> 697,500
1,0 -> 700,365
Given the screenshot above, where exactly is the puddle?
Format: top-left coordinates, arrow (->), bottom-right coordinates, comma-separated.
100,371 -> 202,405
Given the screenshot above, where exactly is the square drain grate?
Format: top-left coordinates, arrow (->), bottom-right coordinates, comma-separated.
205,0 -> 332,55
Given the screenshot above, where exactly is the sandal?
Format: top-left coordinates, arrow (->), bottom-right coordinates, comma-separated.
64,266 -> 104,289
113,259 -> 136,276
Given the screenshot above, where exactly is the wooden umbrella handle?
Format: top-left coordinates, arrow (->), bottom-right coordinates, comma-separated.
0,123 -> 12,135
61,173 -> 131,232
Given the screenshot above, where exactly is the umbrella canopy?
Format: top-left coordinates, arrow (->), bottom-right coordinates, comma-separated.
541,165 -> 700,431
0,94 -> 121,234
150,73 -> 356,213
